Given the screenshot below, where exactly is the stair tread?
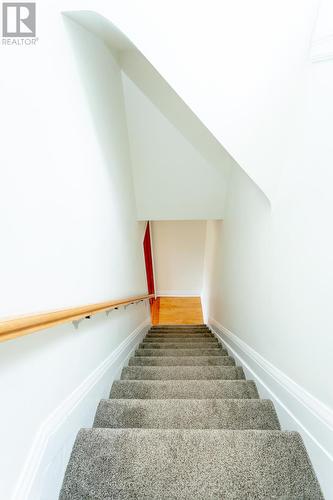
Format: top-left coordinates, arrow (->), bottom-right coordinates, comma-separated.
110,379 -> 259,399
121,365 -> 244,380
60,429 -> 323,500
93,399 -> 280,430
128,356 -> 235,366
135,348 -> 228,356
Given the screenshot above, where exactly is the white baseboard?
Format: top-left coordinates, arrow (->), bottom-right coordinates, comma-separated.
209,317 -> 333,500
157,290 -> 201,297
12,318 -> 150,500
200,293 -> 208,323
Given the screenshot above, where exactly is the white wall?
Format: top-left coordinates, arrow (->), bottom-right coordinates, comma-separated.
122,62 -> 230,220
203,169 -> 271,353
121,49 -> 232,176
203,160 -> 333,497
152,221 -> 206,296
200,4 -> 333,414
0,11 -> 149,500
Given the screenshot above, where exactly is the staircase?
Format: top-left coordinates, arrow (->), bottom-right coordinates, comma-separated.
60,324 -> 323,499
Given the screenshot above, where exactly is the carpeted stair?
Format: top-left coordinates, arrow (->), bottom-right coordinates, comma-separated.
60,324 -> 323,499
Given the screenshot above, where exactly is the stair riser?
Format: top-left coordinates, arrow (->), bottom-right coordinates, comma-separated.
93,399 -> 281,430
139,343 -> 220,349
144,338 -> 218,342
148,333 -> 211,337
110,380 -> 259,399
150,327 -> 210,329
150,325 -> 207,328
148,328 -> 211,331
149,326 -> 210,329
135,349 -> 229,357
128,356 -> 236,366
149,330 -> 210,334
121,366 -> 244,380
145,335 -> 215,340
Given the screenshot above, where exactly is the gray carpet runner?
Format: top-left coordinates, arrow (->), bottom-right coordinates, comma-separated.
60,324 -> 323,499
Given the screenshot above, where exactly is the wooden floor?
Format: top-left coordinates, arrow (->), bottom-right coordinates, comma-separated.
151,297 -> 204,325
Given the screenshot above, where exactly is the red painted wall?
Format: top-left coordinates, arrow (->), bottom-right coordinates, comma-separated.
143,222 -> 155,296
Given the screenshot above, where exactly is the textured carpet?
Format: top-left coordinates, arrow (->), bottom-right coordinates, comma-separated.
60,324 -> 323,499
120,365 -> 244,380
110,379 -> 259,399
128,355 -> 236,366
135,347 -> 229,356
139,341 -> 220,349
93,399 -> 280,430
60,429 -> 322,499
145,335 -> 215,340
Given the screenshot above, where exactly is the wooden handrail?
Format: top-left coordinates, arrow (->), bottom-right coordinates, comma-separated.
0,293 -> 154,343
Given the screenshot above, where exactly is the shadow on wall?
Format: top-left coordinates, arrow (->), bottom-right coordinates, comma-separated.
62,15 -> 146,288
121,49 -> 232,174
62,15 -> 132,200
203,164 -> 271,336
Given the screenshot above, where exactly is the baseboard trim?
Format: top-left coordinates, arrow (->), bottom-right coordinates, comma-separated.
209,317 -> 333,499
12,318 -> 150,500
157,290 -> 201,297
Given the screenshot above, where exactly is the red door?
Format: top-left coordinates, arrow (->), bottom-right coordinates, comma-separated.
143,222 -> 155,298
